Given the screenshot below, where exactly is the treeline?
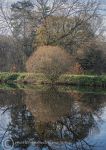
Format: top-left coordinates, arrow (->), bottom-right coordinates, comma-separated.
0,0 -> 106,74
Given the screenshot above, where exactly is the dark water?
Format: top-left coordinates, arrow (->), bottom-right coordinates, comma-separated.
0,86 -> 106,150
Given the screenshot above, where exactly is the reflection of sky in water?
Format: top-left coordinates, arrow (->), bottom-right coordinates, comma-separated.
0,108 -> 11,136
86,107 -> 106,150
0,91 -> 106,150
24,106 -> 106,150
0,109 -> 11,150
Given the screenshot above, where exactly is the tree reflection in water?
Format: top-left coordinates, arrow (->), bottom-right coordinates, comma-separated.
0,87 -> 106,150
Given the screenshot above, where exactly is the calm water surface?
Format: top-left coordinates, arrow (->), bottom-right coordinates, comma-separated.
0,86 -> 106,150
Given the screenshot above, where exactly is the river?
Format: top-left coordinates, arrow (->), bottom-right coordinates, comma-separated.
0,85 -> 106,150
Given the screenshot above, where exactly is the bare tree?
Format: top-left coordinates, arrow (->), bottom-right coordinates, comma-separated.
0,0 -> 104,72
33,0 -> 103,54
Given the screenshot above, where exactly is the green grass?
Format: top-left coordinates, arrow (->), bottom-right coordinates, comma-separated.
0,72 -> 49,84
0,72 -> 106,87
59,74 -> 106,87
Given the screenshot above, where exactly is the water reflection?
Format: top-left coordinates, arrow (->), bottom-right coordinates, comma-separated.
0,87 -> 106,150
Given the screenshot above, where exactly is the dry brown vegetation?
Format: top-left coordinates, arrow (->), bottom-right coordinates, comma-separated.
26,46 -> 73,82
0,0 -> 105,75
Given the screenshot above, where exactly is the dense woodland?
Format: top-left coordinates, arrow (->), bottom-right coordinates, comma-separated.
0,0 -> 106,75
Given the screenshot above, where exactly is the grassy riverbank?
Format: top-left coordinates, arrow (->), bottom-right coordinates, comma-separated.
0,72 -> 106,87
59,74 -> 106,87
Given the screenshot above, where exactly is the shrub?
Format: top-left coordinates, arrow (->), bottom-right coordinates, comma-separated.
26,46 -> 72,82
77,43 -> 106,75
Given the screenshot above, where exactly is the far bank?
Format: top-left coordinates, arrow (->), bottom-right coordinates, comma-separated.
0,72 -> 106,88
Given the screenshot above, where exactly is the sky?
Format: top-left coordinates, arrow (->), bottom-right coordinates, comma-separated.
99,0 -> 106,35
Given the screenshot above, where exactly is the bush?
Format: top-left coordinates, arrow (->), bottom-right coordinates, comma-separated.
26,46 -> 72,82
77,43 -> 106,75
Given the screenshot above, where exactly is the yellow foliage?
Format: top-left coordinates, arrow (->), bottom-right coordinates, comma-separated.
26,46 -> 73,81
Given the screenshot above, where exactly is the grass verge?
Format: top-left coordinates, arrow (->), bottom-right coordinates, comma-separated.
0,72 -> 106,87
59,74 -> 106,87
